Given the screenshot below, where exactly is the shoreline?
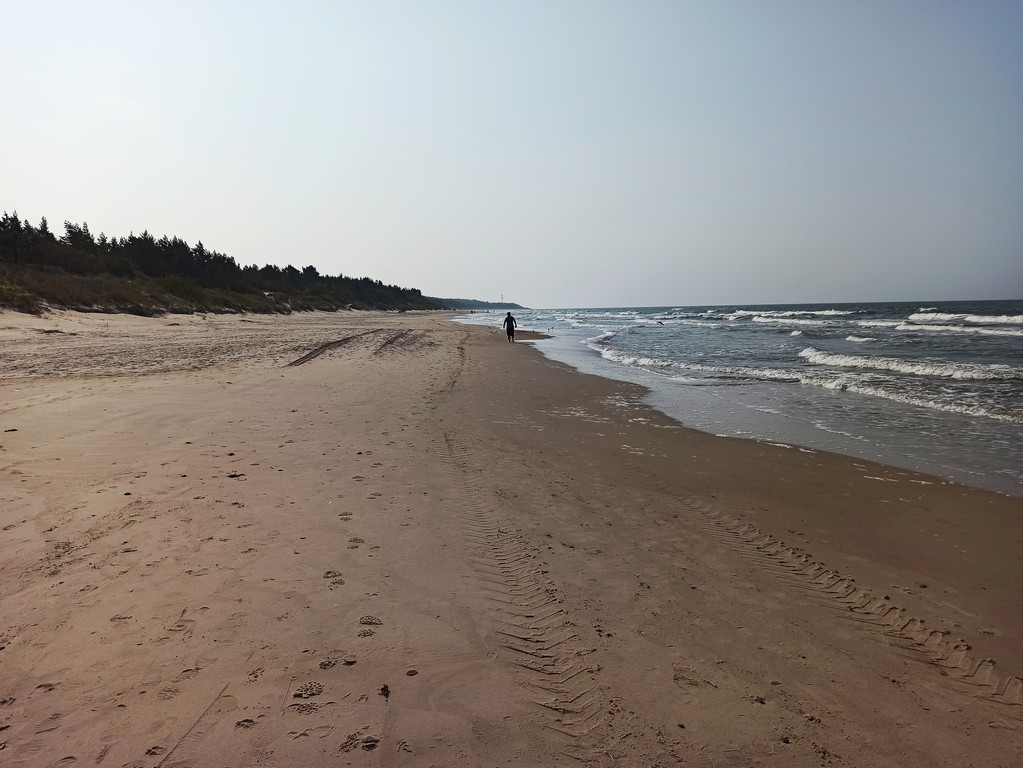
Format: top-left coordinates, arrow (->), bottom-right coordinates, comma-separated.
462,314 -> 1023,499
0,310 -> 1020,766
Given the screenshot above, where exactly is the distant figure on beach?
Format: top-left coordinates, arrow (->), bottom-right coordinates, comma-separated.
503,312 -> 517,343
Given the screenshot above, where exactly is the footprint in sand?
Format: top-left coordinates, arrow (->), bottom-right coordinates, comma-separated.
339,732 -> 366,752
246,668 -> 263,682
672,663 -> 716,689
173,668 -> 199,682
34,712 -> 63,733
166,611 -> 195,638
293,681 -> 324,698
289,724 -> 335,740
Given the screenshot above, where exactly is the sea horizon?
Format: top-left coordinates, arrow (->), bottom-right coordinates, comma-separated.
517,297 -> 1022,311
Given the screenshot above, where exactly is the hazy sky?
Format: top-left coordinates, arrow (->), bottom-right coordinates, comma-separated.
3,1 -> 1021,308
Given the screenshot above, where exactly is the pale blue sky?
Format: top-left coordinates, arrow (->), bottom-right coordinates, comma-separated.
3,1 -> 1021,307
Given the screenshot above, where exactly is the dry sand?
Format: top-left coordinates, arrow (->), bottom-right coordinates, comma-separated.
0,310 -> 1020,767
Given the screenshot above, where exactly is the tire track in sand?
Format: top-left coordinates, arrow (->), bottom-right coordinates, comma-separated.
284,330 -> 378,367
372,329 -> 412,354
436,431 -> 611,763
680,497 -> 1022,721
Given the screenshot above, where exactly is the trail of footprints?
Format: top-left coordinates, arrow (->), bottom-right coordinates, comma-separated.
681,497 -> 1022,720
4,332 -> 432,766
439,433 -> 608,760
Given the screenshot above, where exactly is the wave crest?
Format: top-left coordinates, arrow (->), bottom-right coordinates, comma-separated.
909,311 -> 1023,325
899,323 -> 1023,337
798,347 -> 1021,380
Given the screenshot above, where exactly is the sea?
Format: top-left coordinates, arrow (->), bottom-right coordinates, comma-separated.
458,300 -> 1023,498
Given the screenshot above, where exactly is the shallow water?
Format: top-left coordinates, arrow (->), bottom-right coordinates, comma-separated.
461,300 -> 1023,497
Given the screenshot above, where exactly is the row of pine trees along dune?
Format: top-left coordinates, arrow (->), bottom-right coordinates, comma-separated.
0,211 -> 439,314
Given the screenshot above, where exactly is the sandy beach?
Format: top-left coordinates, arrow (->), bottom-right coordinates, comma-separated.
0,310 -> 1020,767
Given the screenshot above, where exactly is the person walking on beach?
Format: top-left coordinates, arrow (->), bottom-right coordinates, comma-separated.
503,312 -> 517,343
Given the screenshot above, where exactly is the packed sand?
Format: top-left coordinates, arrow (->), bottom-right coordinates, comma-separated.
0,310 -> 1020,767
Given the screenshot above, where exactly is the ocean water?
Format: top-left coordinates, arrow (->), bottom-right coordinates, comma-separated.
459,300 -> 1023,497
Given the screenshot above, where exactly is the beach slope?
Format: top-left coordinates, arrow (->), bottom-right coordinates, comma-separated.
0,311 -> 1020,767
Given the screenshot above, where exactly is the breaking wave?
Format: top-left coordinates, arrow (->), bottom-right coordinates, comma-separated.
798,347 -> 1021,380
898,323 -> 1023,338
909,312 -> 1023,325
752,316 -> 823,326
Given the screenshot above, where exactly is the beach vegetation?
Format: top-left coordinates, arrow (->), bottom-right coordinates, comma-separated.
0,211 -> 439,315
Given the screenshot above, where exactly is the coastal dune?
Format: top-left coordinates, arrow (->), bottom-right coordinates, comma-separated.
0,311 -> 1020,767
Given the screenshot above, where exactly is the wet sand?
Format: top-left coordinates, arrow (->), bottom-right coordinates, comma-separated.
1,310 -> 1020,767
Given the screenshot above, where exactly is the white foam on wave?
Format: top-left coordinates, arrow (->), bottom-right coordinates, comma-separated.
898,322 -> 1023,338
649,310 -> 723,325
587,339 -> 804,383
585,336 -> 674,370
599,349 -> 674,368
856,318 -> 1023,337
813,377 -> 1021,424
858,319 -> 903,328
845,335 -> 875,343
798,346 -> 1020,380
752,316 -> 822,326
582,327 -> 1021,424
810,419 -> 868,441
733,309 -> 854,318
699,308 -> 853,321
909,312 -> 1023,325
790,330 -> 803,336
586,331 -> 617,345
655,319 -> 724,328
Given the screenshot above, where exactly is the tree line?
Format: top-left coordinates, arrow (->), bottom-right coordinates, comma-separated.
0,211 -> 439,314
